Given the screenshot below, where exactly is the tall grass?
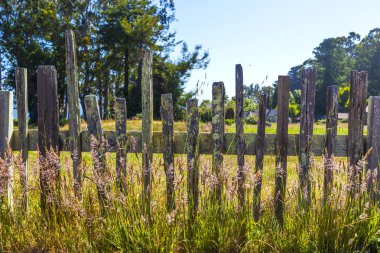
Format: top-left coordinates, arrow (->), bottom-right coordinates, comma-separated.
0,148 -> 379,252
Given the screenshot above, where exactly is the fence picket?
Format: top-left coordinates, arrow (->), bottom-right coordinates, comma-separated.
253,93 -> 266,221
161,93 -> 175,211
15,68 -> 28,211
274,75 -> 289,228
0,91 -> 14,211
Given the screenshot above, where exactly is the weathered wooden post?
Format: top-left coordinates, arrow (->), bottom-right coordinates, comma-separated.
299,68 -> 316,205
253,93 -> 266,221
15,67 -> 28,211
115,97 -> 127,193
85,95 -> 108,212
324,85 -> 338,202
187,99 -> 199,220
37,66 -> 60,212
235,64 -> 246,208
65,30 -> 82,198
348,71 -> 367,193
212,82 -> 225,205
274,76 -> 289,228
161,93 -> 175,211
0,91 -> 14,211
141,50 -> 153,215
366,96 -> 380,201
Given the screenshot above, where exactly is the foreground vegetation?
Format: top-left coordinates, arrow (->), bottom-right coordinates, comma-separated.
0,149 -> 379,252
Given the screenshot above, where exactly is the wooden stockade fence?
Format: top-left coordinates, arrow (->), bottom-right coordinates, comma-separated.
1,30 -> 380,226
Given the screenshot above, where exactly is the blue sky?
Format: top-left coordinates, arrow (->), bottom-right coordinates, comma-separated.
173,0 -> 380,101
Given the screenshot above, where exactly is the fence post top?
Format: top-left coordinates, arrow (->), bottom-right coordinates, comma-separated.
0,90 -> 13,95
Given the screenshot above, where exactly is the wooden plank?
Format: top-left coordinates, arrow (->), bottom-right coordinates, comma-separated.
253,93 -> 266,221
0,91 -> 14,210
161,93 -> 175,211
37,66 -> 60,212
235,64 -> 246,208
299,68 -> 316,204
212,82 -> 225,204
115,97 -> 127,193
65,29 -> 82,198
9,130 -> 357,157
324,85 -> 338,201
366,96 -> 380,200
274,75 -> 289,228
348,70 -> 367,191
141,50 -> 153,215
186,99 -> 199,220
84,95 -> 108,211
15,67 -> 28,211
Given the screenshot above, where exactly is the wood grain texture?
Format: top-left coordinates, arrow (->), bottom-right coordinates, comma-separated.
299,68 -> 316,204
15,67 -> 28,211
274,76 -> 289,228
253,93 -> 266,221
366,96 -> 380,200
0,91 -> 14,210
324,85 -> 338,202
141,50 -> 153,215
212,82 -> 225,204
161,93 -> 175,211
84,95 -> 108,211
348,71 -> 367,191
115,97 -> 127,193
65,30 -> 82,197
187,99 -> 199,220
37,66 -> 60,212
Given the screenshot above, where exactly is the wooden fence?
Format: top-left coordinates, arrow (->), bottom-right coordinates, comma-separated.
1,30 -> 380,223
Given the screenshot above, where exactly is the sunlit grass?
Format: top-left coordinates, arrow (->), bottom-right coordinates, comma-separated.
1,149 -> 379,252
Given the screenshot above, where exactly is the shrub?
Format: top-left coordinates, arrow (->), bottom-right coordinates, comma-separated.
225,119 -> 235,126
245,115 -> 258,124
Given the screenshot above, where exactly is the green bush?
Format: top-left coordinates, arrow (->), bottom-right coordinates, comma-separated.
199,106 -> 212,123
225,119 -> 235,126
245,115 -> 258,125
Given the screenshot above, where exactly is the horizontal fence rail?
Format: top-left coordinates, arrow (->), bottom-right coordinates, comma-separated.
10,129 -> 358,157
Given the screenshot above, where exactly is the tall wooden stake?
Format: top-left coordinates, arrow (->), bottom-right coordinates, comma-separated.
65,30 -> 82,198
274,76 -> 289,229
15,67 -> 29,212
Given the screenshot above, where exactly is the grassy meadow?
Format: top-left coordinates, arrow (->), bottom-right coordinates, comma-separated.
1,121 -> 378,252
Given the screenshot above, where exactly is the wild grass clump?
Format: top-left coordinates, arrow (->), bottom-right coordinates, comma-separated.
0,146 -> 379,252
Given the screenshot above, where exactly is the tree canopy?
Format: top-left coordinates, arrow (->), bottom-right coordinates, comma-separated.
0,0 -> 209,122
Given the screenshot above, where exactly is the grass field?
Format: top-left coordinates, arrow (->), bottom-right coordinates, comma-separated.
1,145 -> 379,252
58,119 -> 353,135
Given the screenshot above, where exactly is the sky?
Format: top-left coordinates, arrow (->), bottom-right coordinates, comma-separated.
172,0 -> 380,101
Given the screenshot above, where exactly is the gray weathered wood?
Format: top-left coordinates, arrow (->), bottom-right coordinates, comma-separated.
0,91 -> 14,210
141,50 -> 153,215
187,99 -> 199,220
235,64 -> 246,208
299,68 -> 316,205
366,96 -> 380,200
324,85 -> 338,202
84,95 -> 108,211
37,66 -> 60,212
274,75 -> 289,228
348,70 -> 368,192
253,93 -> 266,221
65,29 -> 82,198
115,97 -> 127,193
161,93 -> 175,211
9,130 -> 362,157
212,82 -> 225,204
15,68 -> 28,211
